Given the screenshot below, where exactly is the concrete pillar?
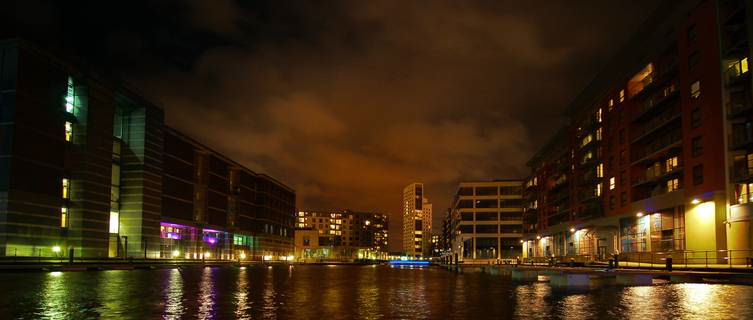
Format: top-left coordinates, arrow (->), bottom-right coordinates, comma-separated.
549,272 -> 590,290
616,273 -> 653,286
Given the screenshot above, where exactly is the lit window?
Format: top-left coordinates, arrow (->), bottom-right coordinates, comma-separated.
597,108 -> 602,123
609,99 -> 614,110
736,183 -> 753,204
627,63 -> 654,97
596,127 -> 603,141
667,178 -> 680,192
609,177 -> 616,190
64,77 -> 75,114
597,163 -> 604,178
61,207 -> 68,228
619,90 -> 625,102
581,134 -> 593,147
665,156 -> 679,172
65,122 -> 73,142
62,178 -> 70,199
109,211 -> 119,234
596,183 -> 602,196
690,81 -> 701,99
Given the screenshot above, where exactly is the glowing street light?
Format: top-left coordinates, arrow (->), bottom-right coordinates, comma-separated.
205,251 -> 211,258
636,212 -> 644,217
172,250 -> 180,257
240,252 -> 247,260
52,246 -> 61,253
691,198 -> 701,205
570,228 -> 575,233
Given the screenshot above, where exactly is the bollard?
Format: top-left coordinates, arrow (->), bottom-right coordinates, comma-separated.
666,257 -> 672,272
608,259 -> 614,269
570,258 -> 575,267
68,248 -> 74,264
613,253 -> 619,268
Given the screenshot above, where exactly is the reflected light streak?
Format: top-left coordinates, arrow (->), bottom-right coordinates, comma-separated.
235,267 -> 251,320
163,269 -> 184,320
198,267 -> 216,320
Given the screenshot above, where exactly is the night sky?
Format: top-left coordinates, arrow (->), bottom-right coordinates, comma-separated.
6,0 -> 660,251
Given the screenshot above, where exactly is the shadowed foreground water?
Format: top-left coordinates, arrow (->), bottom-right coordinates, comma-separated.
0,265 -> 752,319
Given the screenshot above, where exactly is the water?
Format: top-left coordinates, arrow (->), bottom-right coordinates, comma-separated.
0,265 -> 751,319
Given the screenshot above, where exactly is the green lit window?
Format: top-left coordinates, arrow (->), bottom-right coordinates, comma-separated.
64,77 -> 76,114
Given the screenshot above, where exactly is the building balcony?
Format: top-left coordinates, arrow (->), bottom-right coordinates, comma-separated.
632,88 -> 679,123
730,130 -> 753,151
732,163 -> 753,183
632,166 -> 683,188
725,67 -> 750,88
630,111 -> 681,144
727,99 -> 753,119
730,202 -> 753,222
574,204 -> 602,221
630,131 -> 682,165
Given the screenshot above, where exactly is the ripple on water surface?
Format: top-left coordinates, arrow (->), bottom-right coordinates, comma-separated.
0,266 -> 751,319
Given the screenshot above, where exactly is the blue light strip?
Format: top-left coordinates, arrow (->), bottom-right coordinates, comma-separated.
388,260 -> 430,265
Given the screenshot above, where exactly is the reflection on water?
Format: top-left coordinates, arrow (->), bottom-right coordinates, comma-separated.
39,271 -> 68,319
198,267 -> 216,320
235,267 -> 251,320
163,268 -> 184,320
1,266 -> 752,319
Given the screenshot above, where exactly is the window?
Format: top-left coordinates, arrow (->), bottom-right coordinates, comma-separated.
691,108 -> 701,128
692,136 -> 703,156
609,99 -> 615,110
61,207 -> 68,228
596,183 -> 602,196
693,165 -> 704,185
736,183 -> 753,204
620,150 -> 626,165
619,129 -> 625,144
597,163 -> 604,178
619,90 -> 625,103
628,63 -> 654,97
581,134 -> 593,147
621,192 -> 627,206
596,127 -> 603,141
667,178 -> 680,192
109,211 -> 119,234
688,51 -> 699,71
610,196 -> 616,210
687,24 -> 696,42
65,121 -> 73,142
690,81 -> 701,99
609,177 -> 616,190
62,178 -> 70,199
620,171 -> 626,186
665,156 -> 679,172
597,108 -> 602,123
64,77 -> 76,114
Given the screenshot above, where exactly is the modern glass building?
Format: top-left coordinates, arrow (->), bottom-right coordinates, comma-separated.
0,39 -> 295,260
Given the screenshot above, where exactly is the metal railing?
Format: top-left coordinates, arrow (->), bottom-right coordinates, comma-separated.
521,250 -> 753,270
618,249 -> 753,269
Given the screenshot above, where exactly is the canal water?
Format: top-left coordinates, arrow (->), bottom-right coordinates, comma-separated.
0,265 -> 751,319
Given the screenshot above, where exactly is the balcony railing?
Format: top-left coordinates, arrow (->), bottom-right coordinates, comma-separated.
631,131 -> 682,164
730,127 -> 753,151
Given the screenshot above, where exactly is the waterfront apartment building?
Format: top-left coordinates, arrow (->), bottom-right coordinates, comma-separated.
522,0 -> 753,265
294,210 -> 388,261
402,183 -> 432,258
447,180 -> 524,262
0,39 -> 295,260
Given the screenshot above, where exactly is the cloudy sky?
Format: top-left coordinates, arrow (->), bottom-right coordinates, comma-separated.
8,0 -> 659,251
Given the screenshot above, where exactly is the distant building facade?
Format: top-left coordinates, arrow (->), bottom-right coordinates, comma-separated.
402,183 -> 432,258
447,180 -> 524,262
0,39 -> 295,260
522,0 -> 753,265
294,209 -> 388,261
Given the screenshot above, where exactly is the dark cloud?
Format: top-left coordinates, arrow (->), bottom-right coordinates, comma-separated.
7,0 -> 660,251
